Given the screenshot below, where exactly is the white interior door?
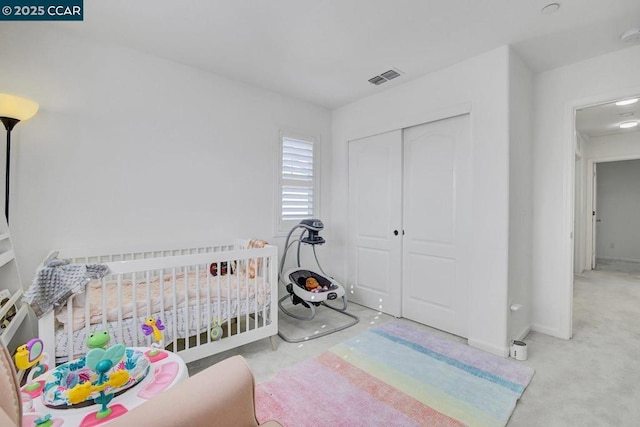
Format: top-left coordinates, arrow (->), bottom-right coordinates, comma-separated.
591,163 -> 597,269
347,130 -> 403,317
401,114 -> 472,337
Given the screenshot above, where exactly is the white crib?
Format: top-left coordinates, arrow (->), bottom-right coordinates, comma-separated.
37,240 -> 278,364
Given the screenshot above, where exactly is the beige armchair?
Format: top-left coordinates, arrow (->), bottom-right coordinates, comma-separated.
0,342 -> 281,427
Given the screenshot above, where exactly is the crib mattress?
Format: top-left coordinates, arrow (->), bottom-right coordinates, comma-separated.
54,294 -> 271,361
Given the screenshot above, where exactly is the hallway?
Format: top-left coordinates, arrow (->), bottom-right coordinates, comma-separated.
510,261 -> 640,426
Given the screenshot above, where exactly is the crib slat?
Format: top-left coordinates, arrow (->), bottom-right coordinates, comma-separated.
207,266 -> 212,345
195,265 -> 201,347
85,284 -> 91,339
226,268 -> 231,338
117,275 -> 123,348
183,265 -> 190,350
67,295 -> 74,361
172,268 -> 178,352
263,256 -> 269,327
159,268 -> 165,348
132,272 -> 138,347
254,257 -> 259,329
102,277 -> 107,331
245,257 -> 250,332
236,262 -> 241,335
145,271 -> 151,320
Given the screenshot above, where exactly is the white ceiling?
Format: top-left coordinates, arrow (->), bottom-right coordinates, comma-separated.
576,97 -> 640,138
49,0 -> 640,109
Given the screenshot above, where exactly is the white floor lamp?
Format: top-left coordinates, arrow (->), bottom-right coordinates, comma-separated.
0,93 -> 39,224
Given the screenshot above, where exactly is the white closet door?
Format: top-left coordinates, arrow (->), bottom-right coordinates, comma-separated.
347,130 -> 403,317
402,114 -> 472,337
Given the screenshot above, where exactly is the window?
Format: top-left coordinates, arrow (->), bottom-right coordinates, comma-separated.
277,133 -> 318,234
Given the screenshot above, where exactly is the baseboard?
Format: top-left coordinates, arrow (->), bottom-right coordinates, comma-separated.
596,256 -> 640,264
467,338 -> 510,358
531,323 -> 569,339
512,325 -> 531,342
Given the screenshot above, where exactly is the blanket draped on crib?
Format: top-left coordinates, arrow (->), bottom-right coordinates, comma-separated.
23,253 -> 110,318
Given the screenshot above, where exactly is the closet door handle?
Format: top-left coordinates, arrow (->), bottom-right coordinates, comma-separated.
393,230 -> 399,236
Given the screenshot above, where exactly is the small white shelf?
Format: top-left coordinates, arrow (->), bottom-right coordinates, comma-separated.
0,249 -> 15,269
0,288 -> 22,320
0,305 -> 28,347
0,216 -> 28,357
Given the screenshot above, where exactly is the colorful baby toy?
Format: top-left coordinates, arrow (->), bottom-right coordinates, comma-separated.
141,317 -> 167,361
86,331 -> 111,350
141,317 -> 165,343
14,338 -> 49,396
210,321 -> 223,341
68,344 -> 130,420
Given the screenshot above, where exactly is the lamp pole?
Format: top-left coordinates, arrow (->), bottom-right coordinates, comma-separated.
0,94 -> 39,224
1,117 -> 19,223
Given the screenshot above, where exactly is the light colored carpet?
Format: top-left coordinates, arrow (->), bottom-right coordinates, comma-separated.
277,297 -> 359,343
256,320 -> 534,427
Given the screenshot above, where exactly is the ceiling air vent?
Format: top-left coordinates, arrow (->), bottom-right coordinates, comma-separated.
368,75 -> 387,85
380,69 -> 401,80
368,68 -> 403,85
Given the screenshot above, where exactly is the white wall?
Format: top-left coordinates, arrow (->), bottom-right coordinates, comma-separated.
595,158 -> 640,262
532,44 -> 640,338
586,131 -> 640,159
0,26 -> 332,286
332,46 -> 511,356
507,51 -> 533,343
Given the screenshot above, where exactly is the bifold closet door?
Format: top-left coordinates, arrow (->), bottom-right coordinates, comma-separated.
347,130 -> 403,317
402,114 -> 472,338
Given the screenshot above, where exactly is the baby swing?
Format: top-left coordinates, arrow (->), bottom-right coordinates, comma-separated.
278,219 -> 359,342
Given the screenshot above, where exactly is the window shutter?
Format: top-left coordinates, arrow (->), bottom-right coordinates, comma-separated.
281,137 -> 314,221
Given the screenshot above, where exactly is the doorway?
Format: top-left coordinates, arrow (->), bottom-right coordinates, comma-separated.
591,159 -> 640,268
571,94 -> 640,331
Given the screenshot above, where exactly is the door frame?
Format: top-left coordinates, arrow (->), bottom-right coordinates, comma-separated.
591,162 -> 597,270
563,86 -> 640,340
574,150 -> 587,275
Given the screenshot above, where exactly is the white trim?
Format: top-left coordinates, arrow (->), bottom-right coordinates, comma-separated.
563,85 -> 640,341
531,322 -> 561,338
596,256 -> 640,264
343,102 -> 472,143
467,338 -> 510,358
513,325 -> 531,342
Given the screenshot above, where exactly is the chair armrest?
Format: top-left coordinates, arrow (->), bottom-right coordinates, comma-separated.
0,342 -> 21,427
110,355 -> 263,427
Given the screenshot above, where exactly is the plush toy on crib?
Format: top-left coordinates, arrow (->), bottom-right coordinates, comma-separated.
14,338 -> 49,397
141,317 -> 167,362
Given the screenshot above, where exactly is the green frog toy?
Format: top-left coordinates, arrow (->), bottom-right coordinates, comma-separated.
86,331 -> 111,350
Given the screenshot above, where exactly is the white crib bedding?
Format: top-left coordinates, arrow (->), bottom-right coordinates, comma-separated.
54,292 -> 271,361
55,270 -> 268,332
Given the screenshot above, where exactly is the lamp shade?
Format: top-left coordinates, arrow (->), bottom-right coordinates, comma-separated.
0,93 -> 39,122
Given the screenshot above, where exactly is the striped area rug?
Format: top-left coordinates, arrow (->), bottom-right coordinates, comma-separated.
256,321 -> 534,427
